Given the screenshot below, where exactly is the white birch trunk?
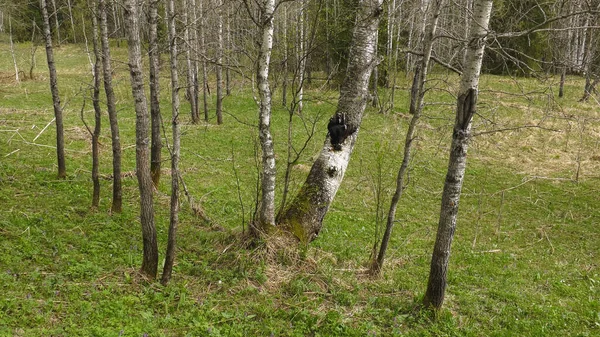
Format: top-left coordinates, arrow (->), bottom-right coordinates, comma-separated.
124,0 -> 158,279
297,0 -> 305,114
255,0 -> 277,234
279,0 -> 384,243
423,0 -> 493,310
282,3 -> 288,107
216,0 -> 224,125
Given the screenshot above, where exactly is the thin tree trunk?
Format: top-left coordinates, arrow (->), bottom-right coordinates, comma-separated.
30,20 -> 38,80
9,15 -> 19,83
190,0 -> 200,115
111,0 -> 120,39
162,0 -> 180,285
216,0 -> 224,125
124,0 -> 158,279
148,0 -> 162,187
297,0 -> 305,115
559,67 -> 565,98
200,0 -> 209,122
99,0 -> 122,213
90,10 -> 102,209
423,0 -> 493,310
41,0 -> 66,179
385,0 -> 395,89
67,0 -> 76,43
278,0 -> 384,243
282,3 -> 288,107
253,0 -> 277,236
225,4 -> 231,96
371,65 -> 378,108
371,0 -> 442,275
50,0 -> 61,46
183,0 -> 199,124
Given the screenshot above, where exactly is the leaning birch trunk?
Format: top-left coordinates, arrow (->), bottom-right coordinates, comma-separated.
423,0 -> 493,310
90,9 -> 102,209
278,0 -> 383,243
371,0 -> 443,275
162,0 -> 180,285
148,0 -> 162,187
124,0 -> 158,279
253,0 -> 277,236
40,0 -> 66,179
98,0 -> 123,213
215,0 -> 224,125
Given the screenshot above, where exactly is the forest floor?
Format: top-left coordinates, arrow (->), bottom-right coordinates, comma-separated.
0,42 -> 599,336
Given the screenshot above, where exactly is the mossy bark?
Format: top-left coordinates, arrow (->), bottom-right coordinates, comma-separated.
278,0 -> 383,243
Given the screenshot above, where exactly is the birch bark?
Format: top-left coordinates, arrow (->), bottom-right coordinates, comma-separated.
40,0 -> 66,179
216,0 -> 224,125
124,0 -> 158,279
200,0 -> 209,122
423,0 -> 493,310
254,0 -> 277,235
99,0 -> 123,213
183,0 -> 199,124
278,0 -> 383,243
162,0 -> 181,285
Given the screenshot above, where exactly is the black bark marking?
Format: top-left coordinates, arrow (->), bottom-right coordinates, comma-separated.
328,113 -> 356,151
458,88 -> 477,131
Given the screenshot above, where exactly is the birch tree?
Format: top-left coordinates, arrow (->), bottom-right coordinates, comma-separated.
371,0 -> 443,275
278,0 -> 384,243
183,0 -> 199,124
90,6 -> 102,209
99,0 -> 122,213
40,0 -> 67,179
216,0 -> 224,125
9,15 -> 19,83
148,0 -> 162,187
200,0 -> 209,122
162,0 -> 180,285
423,0 -> 493,310
124,0 -> 158,279
246,0 -> 277,236
50,0 -> 61,45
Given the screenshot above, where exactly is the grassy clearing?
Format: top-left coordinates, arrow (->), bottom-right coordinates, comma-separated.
1,42 -> 599,336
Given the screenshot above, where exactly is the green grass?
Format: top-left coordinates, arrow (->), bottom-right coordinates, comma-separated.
1,42 -> 599,336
